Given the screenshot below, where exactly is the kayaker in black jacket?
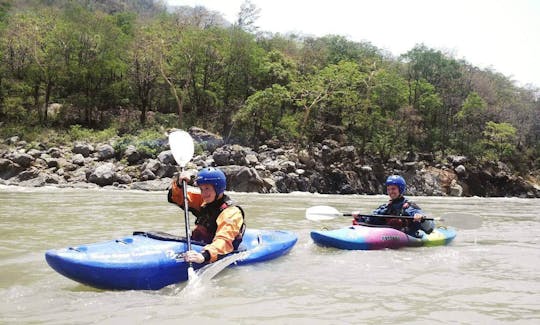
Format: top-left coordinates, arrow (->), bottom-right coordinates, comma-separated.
353,175 -> 434,237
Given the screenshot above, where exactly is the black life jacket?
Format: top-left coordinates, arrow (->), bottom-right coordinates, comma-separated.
383,197 -> 414,231
190,194 -> 246,249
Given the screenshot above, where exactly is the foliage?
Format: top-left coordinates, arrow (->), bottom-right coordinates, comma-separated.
68,125 -> 118,143
0,1 -> 538,174
482,121 -> 517,161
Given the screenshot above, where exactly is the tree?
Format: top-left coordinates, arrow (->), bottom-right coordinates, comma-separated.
154,13 -> 195,129
455,91 -> 488,154
292,61 -> 364,144
220,23 -> 263,138
236,0 -> 260,33
1,9 -> 62,123
482,121 -> 517,161
61,4 -> 130,126
128,24 -> 161,125
233,84 -> 290,147
401,44 -> 467,153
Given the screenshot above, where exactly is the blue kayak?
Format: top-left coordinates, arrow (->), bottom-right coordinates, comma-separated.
45,229 -> 297,290
311,224 -> 456,250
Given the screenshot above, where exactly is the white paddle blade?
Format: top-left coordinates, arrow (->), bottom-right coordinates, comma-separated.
305,205 -> 343,221
187,266 -> 197,281
181,250 -> 251,294
169,130 -> 194,167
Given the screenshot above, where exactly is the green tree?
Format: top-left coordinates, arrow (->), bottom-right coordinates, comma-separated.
220,24 -> 263,138
292,60 -> 364,144
455,91 -> 488,154
61,4 -> 130,126
128,24 -> 161,125
482,121 -> 517,161
401,44 -> 467,154
1,10 -> 63,123
233,84 -> 290,147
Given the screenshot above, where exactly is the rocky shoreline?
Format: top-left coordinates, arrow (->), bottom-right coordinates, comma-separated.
1,127 -> 539,198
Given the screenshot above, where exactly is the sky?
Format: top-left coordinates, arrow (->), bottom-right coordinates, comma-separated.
166,0 -> 540,88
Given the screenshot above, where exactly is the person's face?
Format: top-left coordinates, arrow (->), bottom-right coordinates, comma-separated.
387,185 -> 401,200
199,184 -> 217,204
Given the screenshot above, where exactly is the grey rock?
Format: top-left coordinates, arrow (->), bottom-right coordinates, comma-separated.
96,144 -> 115,161
0,158 -> 23,180
447,155 -> 468,166
88,163 -> 116,186
455,165 -> 466,175
72,154 -> 85,166
73,142 -> 94,157
213,149 -> 230,166
124,145 -> 141,165
10,152 -> 34,168
47,147 -> 62,158
141,168 -> 156,181
157,150 -> 176,165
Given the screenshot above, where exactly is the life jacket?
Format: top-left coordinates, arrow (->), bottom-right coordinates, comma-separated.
383,197 -> 414,231
190,194 -> 246,249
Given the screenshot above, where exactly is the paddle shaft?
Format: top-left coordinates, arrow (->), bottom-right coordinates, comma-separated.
350,213 -> 436,221
181,167 -> 193,269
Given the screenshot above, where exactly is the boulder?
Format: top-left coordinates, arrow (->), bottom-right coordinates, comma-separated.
96,144 -> 115,161
188,127 -> 224,152
0,158 -> 23,180
10,152 -> 34,168
157,150 -> 176,165
88,163 -> 116,186
220,165 -> 267,193
73,142 -> 94,157
124,145 -> 141,165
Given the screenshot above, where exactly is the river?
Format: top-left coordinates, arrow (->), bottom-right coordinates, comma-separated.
0,186 -> 539,324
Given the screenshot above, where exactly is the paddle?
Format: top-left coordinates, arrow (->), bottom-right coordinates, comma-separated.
305,205 -> 441,221
168,130 -> 196,280
305,205 -> 483,230
180,250 -> 251,294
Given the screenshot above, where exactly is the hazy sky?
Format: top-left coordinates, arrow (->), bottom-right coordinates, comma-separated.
167,0 -> 540,88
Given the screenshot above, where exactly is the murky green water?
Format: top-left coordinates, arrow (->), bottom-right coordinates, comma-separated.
1,186 -> 539,324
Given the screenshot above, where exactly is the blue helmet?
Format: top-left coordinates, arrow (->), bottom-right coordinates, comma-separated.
385,175 -> 406,194
196,167 -> 227,195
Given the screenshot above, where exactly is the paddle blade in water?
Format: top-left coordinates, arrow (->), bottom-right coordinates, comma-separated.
181,251 -> 251,294
187,266 -> 197,282
305,205 -> 343,221
168,130 -> 194,168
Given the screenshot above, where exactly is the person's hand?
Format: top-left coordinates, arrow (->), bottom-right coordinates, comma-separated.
351,210 -> 363,225
183,250 -> 205,264
413,213 -> 424,222
173,171 -> 192,187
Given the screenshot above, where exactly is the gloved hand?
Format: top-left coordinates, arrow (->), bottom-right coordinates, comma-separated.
183,250 -> 205,264
413,213 -> 425,222
351,210 -> 364,225
172,171 -> 193,187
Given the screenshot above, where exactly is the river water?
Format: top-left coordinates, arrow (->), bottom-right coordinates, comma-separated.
0,186 -> 539,324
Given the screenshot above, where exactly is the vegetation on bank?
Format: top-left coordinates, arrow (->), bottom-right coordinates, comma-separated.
0,0 -> 538,176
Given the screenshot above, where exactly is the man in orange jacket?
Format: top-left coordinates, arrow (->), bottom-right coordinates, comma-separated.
168,167 -> 245,263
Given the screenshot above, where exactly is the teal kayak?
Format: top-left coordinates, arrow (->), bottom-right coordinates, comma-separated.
311,224 -> 456,250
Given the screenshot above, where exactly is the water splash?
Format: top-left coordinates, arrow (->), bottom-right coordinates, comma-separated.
177,250 -> 252,296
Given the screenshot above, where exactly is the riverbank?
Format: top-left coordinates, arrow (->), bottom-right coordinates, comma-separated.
1,127 -> 538,197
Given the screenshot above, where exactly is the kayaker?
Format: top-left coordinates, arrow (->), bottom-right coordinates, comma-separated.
168,167 -> 246,264
353,175 -> 434,237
